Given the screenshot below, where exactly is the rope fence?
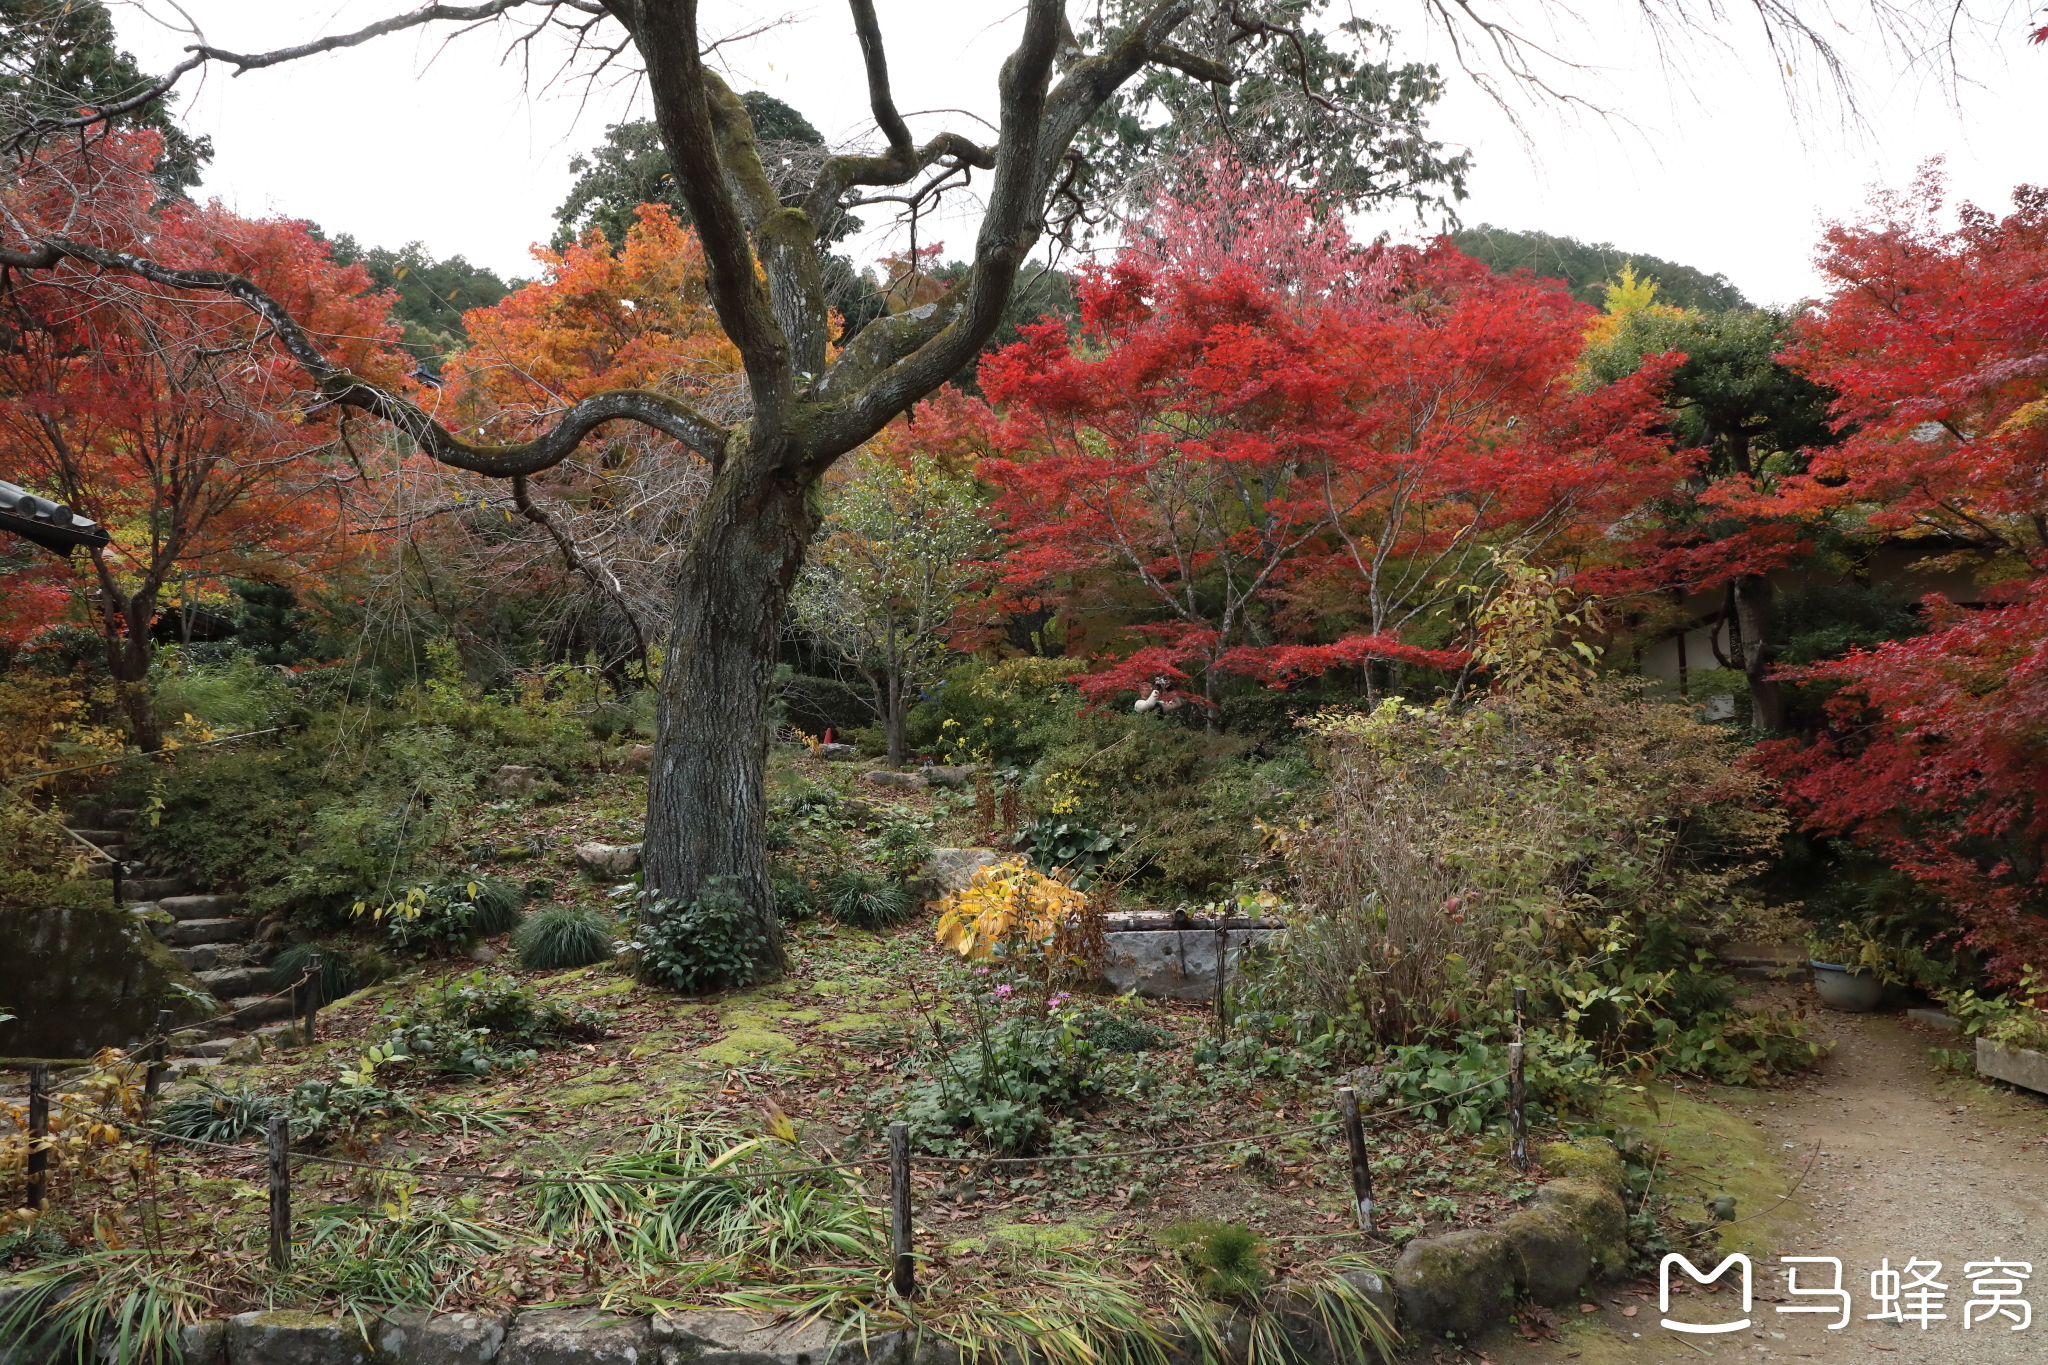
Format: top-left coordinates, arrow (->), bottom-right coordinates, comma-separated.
17,1050 -> 1528,1290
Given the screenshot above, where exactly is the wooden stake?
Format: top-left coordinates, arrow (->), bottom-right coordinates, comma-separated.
1338,1084 -> 1374,1233
267,1112 -> 291,1269
25,1063 -> 49,1210
1213,923 -> 1229,1036
889,1121 -> 915,1297
1510,986 -> 1528,1173
143,1008 -> 172,1115
301,953 -> 323,1045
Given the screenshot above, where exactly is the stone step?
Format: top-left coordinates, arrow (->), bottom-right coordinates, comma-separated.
197,965 -> 271,997
221,994 -> 295,1025
169,944 -> 221,971
182,1037 -> 238,1058
166,1056 -> 223,1080
95,872 -> 186,898
70,828 -> 125,848
163,917 -> 251,947
104,808 -> 139,830
159,894 -> 242,920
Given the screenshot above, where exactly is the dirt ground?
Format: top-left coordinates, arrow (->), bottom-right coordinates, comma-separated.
1470,1005 -> 2048,1365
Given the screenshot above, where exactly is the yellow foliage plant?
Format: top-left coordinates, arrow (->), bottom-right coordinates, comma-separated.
1,1049 -> 148,1236
934,858 -> 1089,963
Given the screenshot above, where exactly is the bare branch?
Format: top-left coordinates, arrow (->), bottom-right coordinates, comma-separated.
512,472 -> 650,670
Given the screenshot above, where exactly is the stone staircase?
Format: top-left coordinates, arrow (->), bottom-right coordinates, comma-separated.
69,809 -> 304,1077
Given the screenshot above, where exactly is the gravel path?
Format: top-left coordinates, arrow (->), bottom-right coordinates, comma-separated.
1472,1008 -> 2048,1365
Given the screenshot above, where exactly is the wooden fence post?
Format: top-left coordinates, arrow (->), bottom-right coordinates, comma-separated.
143,1008 -> 172,1115
1510,986 -> 1528,1173
301,953 -> 323,1045
267,1112 -> 291,1269
1337,1084 -> 1374,1234
25,1063 -> 50,1210
889,1121 -> 915,1297
1213,922 -> 1229,1037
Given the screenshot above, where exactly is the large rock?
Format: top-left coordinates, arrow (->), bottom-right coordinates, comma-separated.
1498,1202 -> 1591,1305
916,764 -> 978,790
910,848 -> 1005,904
1099,928 -> 1276,1001
228,1309 -> 372,1365
492,766 -> 541,799
573,843 -> 643,879
1977,1037 -> 2048,1095
1392,1227 -> 1514,1340
371,1310 -> 510,1365
620,745 -> 655,775
814,743 -> 859,761
1531,1178 -> 1630,1278
0,901 -> 209,1058
499,1308 -> 651,1365
863,770 -> 920,790
183,1319 -> 230,1365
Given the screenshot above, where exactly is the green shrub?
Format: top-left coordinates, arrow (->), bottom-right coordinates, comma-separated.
770,869 -> 818,922
1075,1009 -> 1171,1053
905,1015 -> 1100,1155
1010,816 -> 1124,886
824,868 -> 913,930
357,877 -> 524,953
150,652 -> 296,733
428,970 -> 608,1041
873,819 -> 934,880
512,906 -> 615,969
634,877 -> 768,994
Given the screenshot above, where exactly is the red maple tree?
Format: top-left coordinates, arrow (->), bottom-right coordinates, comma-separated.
964,165 -> 1678,719
1757,168 -> 2048,982
0,130 -> 407,742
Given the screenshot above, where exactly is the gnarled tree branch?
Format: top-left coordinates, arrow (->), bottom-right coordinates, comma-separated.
0,237 -> 732,477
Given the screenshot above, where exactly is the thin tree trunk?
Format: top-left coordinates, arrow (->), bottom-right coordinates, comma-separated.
1732,572 -> 1785,733
642,445 -> 817,969
885,668 -> 907,768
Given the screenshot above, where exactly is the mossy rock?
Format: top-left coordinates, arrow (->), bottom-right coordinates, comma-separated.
0,902 -> 210,1057
1606,1086 -> 1795,1257
1392,1227 -> 1514,1338
949,1219 -> 1101,1255
1498,1202 -> 1591,1305
1536,1139 -> 1625,1193
1531,1179 -> 1630,1278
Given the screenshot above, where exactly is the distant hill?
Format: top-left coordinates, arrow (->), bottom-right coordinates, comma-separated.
1447,225 -> 1751,313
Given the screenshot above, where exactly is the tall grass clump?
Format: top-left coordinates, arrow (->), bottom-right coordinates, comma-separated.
823,868 -> 912,930
513,906 -> 616,969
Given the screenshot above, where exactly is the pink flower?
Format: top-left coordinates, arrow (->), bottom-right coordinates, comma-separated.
994,984 -> 1015,999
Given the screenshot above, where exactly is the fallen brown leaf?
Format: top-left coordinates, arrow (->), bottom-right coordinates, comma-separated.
1579,1303 -> 1600,1314
1622,1306 -> 1638,1318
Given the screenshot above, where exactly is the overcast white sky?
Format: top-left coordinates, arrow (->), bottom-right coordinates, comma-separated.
109,0 -> 2045,307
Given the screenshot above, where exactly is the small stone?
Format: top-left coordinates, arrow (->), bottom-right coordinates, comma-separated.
221,1034 -> 264,1065
573,842 -> 643,878
814,742 -> 858,761
228,1310 -> 371,1365
918,763 -> 979,790
620,744 -> 655,775
469,945 -> 501,964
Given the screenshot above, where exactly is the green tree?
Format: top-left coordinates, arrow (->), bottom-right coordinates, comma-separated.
1584,304 -> 1838,730
1452,224 -> 1750,312
318,235 -> 515,367
791,453 -> 989,767
0,0 -> 211,193
1073,0 -> 1469,225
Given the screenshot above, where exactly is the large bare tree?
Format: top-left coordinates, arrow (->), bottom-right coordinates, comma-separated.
0,0 -> 1239,967
0,0 -> 1926,971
